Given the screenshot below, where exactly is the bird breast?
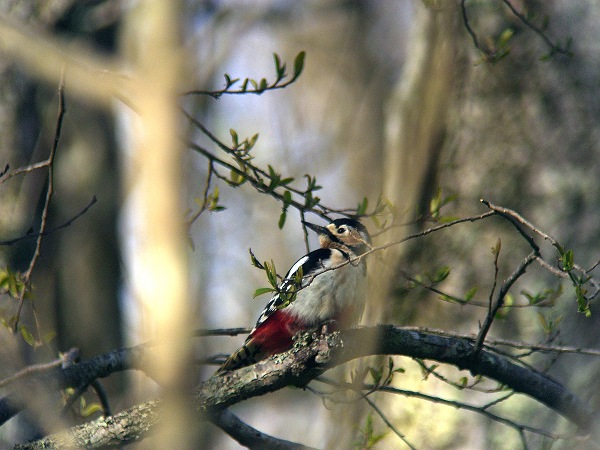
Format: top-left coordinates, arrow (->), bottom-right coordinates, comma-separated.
286,249 -> 367,328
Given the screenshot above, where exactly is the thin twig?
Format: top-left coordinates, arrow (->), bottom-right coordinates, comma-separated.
474,252 -> 538,353
12,69 -> 66,335
403,325 -> 600,357
316,377 -> 571,441
499,0 -> 573,57
0,159 -> 53,185
182,74 -> 302,100
90,380 -> 112,417
363,396 -> 416,450
460,0 -> 487,56
187,160 -> 214,227
0,348 -> 79,389
182,109 -> 361,219
487,239 -> 502,317
0,196 -> 97,246
193,327 -> 252,337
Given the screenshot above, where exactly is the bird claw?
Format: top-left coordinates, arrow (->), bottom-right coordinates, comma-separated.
319,319 -> 337,335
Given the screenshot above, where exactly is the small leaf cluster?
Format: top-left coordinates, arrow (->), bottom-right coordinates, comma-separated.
558,248 -> 591,317
521,284 -> 562,307
475,27 -> 514,64
0,268 -> 56,347
191,51 -> 306,99
0,267 -> 25,298
62,387 -> 102,418
429,188 -> 458,222
250,250 -> 303,308
355,413 -> 388,449
195,186 -> 225,213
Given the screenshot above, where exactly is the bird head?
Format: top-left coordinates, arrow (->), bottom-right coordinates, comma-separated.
303,218 -> 372,256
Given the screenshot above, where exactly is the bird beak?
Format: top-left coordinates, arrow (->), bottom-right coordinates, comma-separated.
302,220 -> 328,235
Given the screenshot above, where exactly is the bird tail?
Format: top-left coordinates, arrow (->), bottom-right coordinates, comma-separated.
215,340 -> 262,374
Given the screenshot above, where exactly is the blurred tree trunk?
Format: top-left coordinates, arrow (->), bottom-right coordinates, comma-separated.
0,1 -> 123,442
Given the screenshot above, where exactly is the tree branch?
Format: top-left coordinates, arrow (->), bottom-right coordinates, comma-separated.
13,326 -> 596,449
210,409 -> 317,450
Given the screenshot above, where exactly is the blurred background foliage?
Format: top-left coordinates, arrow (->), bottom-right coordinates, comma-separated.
0,0 -> 599,449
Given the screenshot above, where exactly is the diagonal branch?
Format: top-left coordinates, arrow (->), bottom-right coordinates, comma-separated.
0,196 -> 97,246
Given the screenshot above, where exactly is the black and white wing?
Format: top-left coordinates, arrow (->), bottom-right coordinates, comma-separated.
249,248 -> 337,336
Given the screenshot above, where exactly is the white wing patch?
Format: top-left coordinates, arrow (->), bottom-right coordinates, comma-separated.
250,255 -> 311,335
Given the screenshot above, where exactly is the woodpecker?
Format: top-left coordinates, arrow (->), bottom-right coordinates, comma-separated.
217,218 -> 371,373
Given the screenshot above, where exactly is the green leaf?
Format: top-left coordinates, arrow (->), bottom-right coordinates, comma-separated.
356,197 -> 368,216
249,133 -> 259,148
292,51 -> 306,80
575,284 -> 591,317
80,402 -> 102,418
223,73 -> 239,88
257,78 -> 268,93
541,15 -> 550,31
0,267 -> 25,297
43,331 -> 57,344
432,266 -> 450,283
560,250 -> 574,271
248,249 -> 264,269
229,170 -> 246,186
20,325 -> 36,347
497,28 -> 514,48
495,294 -> 513,319
273,53 -> 286,79
278,210 -> 287,229
264,260 -> 278,288
253,287 -> 275,298
464,286 -> 478,301
229,129 -> 238,147
369,367 -> 383,385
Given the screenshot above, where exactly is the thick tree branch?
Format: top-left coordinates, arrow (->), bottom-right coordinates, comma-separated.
0,344 -> 154,426
13,326 -> 596,449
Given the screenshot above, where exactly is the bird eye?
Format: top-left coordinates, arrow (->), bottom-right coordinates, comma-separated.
337,226 -> 347,234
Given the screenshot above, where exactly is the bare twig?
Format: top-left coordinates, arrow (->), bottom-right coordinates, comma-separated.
187,160 -> 214,227
0,348 -> 79,389
0,196 -> 97,246
461,0 -> 573,62
460,0 -> 487,56
193,328 -> 251,337
474,252 -> 538,353
12,69 -> 66,335
315,377 -> 573,442
90,380 -> 112,417
363,396 -> 416,450
0,159 -> 53,185
481,199 -> 600,310
499,0 -> 573,57
403,325 -> 600,357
